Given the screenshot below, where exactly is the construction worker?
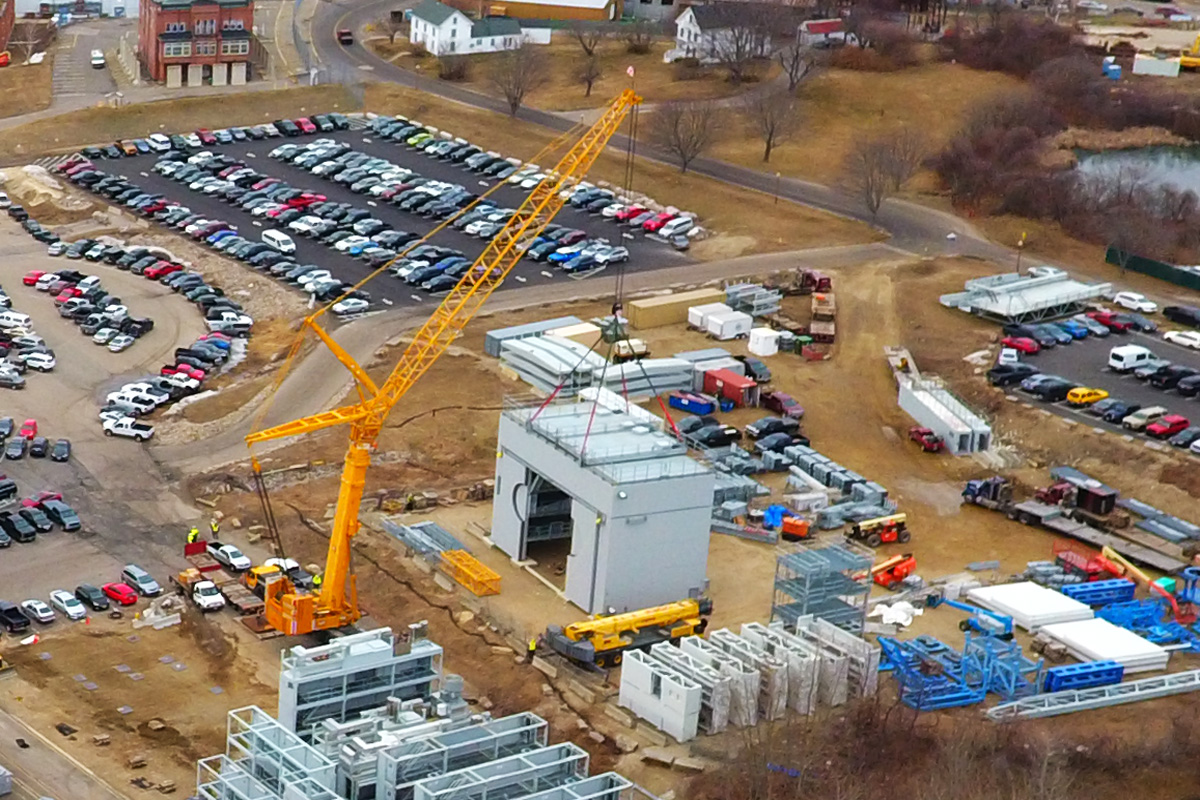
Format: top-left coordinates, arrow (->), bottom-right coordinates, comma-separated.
186,526 -> 199,544
209,518 -> 220,540
526,637 -> 537,664
312,573 -> 323,589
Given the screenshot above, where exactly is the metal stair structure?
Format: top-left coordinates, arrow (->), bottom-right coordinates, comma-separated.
988,669 -> 1200,720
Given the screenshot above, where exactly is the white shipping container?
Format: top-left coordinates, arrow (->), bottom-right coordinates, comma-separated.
1132,54 -> 1181,77
748,327 -> 781,356
688,302 -> 731,329
706,310 -> 753,341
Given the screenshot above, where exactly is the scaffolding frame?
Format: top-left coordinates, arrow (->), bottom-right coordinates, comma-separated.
517,773 -> 636,800
411,742 -> 590,800
199,707 -> 337,799
440,550 -> 502,596
771,542 -> 872,633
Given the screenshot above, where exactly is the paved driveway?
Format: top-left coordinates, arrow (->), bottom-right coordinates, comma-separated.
51,20 -> 125,99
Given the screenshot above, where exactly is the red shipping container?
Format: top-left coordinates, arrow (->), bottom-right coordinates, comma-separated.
703,368 -> 758,407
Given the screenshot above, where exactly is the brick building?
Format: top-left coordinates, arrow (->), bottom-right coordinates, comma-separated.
0,0 -> 15,56
138,0 -> 253,87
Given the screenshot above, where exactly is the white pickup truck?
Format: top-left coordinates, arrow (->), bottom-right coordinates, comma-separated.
102,416 -> 155,441
190,579 -> 226,611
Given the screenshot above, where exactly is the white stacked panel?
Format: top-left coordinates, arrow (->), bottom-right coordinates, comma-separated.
617,651 -> 702,742
1040,618 -> 1169,674
967,582 -> 1094,631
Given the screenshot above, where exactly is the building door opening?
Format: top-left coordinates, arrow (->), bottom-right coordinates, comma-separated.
523,473 -> 573,590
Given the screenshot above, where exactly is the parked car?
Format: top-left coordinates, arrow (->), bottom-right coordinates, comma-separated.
744,416 -> 800,439
987,363 -> 1039,387
1147,414 -> 1190,439
1113,291 -> 1157,313
1163,330 -> 1200,350
1168,426 -> 1200,448
1087,311 -> 1133,332
0,602 -> 31,633
1066,387 -> 1108,407
102,582 -> 139,606
49,589 -> 88,620
1000,336 -> 1039,355
755,432 -> 810,453
688,425 -> 742,448
20,599 -> 54,624
1123,406 -> 1168,431
207,542 -> 251,571
1030,378 -> 1077,402
121,565 -> 162,596
760,391 -> 803,419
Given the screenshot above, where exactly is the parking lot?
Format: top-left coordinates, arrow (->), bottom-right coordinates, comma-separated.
1009,328 -> 1200,444
83,123 -> 691,306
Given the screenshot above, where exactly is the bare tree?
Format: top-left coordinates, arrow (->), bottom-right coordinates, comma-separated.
490,45 -> 547,116
743,90 -> 799,162
569,22 -> 606,56
579,55 -> 603,97
777,36 -> 814,91
843,137 -> 892,216
6,21 -> 56,63
703,4 -> 779,84
377,15 -> 406,44
1108,215 -> 1171,274
882,127 -> 925,191
622,19 -> 657,55
650,101 -> 719,173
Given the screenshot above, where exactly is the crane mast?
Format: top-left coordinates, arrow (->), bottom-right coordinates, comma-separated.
245,90 -> 642,635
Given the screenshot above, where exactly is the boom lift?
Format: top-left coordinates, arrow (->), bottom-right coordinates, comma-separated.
1101,546 -> 1197,625
925,592 -> 1015,639
243,90 -> 642,636
545,598 -> 713,668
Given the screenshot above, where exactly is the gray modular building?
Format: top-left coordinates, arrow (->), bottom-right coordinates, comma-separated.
491,395 -> 714,614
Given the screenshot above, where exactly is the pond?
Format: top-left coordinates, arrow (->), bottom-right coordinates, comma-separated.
1075,147 -> 1200,196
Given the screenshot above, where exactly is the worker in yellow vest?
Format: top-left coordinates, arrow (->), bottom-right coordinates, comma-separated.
187,527 -> 199,544
312,573 -> 323,589
526,637 -> 537,663
209,518 -> 220,540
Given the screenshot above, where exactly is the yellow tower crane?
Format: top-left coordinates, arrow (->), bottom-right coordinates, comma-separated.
244,90 -> 642,636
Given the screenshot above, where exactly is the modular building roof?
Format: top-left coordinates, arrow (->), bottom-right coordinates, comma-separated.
940,267 -> 1112,323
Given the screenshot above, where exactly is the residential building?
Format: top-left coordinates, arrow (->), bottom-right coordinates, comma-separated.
672,2 -> 773,62
451,0 -> 619,22
410,0 -> 546,55
0,0 -> 13,55
138,0 -> 253,86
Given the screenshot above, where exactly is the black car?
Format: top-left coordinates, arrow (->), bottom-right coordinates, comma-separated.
19,507 -> 53,532
0,512 -> 36,543
1102,402 -> 1141,423
675,415 -> 719,436
0,417 -> 13,439
276,119 -> 301,136
987,363 -> 1039,387
1031,379 -> 1077,402
28,437 -> 48,458
745,416 -> 801,439
1163,306 -> 1200,328
1123,313 -> 1158,333
7,205 -> 28,221
75,584 -> 109,611
0,601 -> 31,633
1169,426 -> 1200,448
1178,375 -> 1200,398
42,500 -> 80,531
1087,398 -> 1123,417
1150,366 -> 1199,390
738,356 -> 771,383
688,424 -> 742,448
4,438 -> 26,460
755,432 -> 810,453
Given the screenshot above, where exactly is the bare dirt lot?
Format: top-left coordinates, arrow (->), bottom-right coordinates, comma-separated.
0,60 -> 54,121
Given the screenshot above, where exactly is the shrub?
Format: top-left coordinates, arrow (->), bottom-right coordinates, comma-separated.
410,42 -> 430,59
437,55 -> 470,81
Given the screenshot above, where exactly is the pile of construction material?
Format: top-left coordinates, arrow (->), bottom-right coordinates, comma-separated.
725,283 -> 782,317
382,519 -> 468,560
498,335 -> 693,397
967,582 -> 1095,631
618,619 -> 878,743
485,315 -> 584,357
784,447 -> 893,527
1037,618 -> 1169,673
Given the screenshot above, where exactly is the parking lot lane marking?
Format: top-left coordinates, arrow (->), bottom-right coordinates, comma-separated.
478,181 -> 489,187
362,138 -> 372,144
252,220 -> 262,227
514,275 -> 527,283
540,271 -> 553,279
410,294 -> 423,302
367,200 -> 377,207
246,152 -> 256,158
139,171 -> 149,178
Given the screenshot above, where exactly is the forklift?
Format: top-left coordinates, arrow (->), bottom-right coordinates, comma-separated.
849,514 -> 910,547
871,554 -> 917,590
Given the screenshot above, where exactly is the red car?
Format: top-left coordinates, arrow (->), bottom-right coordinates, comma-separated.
145,262 -> 182,280
1001,336 -> 1040,354
614,205 -> 646,222
47,280 -> 74,294
22,270 -> 45,286
196,129 -> 217,145
162,364 -> 206,381
21,490 -> 62,509
55,155 -> 88,173
1147,414 -> 1189,439
54,287 -> 82,305
295,117 -> 317,134
18,419 -> 37,440
252,178 -> 280,191
102,583 -> 139,605
198,332 -> 232,343
64,162 -> 95,177
141,200 -> 169,215
1086,311 -> 1132,332
286,193 -> 325,209
642,212 -> 676,232
760,390 -> 804,419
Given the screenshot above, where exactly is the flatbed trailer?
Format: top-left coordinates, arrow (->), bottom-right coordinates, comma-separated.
1003,501 -> 1186,573
207,570 -> 265,615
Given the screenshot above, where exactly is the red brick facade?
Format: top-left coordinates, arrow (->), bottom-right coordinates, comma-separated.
0,0 -> 16,56
138,0 -> 254,84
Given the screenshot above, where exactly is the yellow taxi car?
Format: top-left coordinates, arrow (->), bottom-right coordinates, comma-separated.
1067,387 -> 1109,407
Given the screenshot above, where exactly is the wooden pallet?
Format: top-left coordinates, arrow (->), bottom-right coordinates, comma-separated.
440,550 -> 501,596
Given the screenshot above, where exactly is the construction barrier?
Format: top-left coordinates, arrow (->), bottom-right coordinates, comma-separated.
440,550 -> 501,596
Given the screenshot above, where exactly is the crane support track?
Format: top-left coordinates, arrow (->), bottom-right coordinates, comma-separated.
244,90 -> 642,636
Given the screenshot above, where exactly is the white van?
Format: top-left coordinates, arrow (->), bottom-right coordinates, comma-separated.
90,49 -> 106,69
659,216 -> 695,237
262,230 -> 296,254
1108,344 -> 1153,373
0,312 -> 32,330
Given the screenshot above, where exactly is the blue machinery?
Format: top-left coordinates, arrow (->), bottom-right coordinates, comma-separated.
878,632 -> 1043,710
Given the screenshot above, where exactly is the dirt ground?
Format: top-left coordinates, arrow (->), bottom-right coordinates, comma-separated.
709,63 -> 1023,185
364,83 -> 881,259
0,59 -> 54,121
0,86 -> 358,164
371,33 -> 781,112
0,609 -> 277,793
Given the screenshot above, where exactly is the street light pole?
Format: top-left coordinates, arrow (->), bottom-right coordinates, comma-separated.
774,172 -> 781,205
1016,231 -> 1027,273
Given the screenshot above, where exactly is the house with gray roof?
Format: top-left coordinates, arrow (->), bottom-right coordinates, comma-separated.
409,0 -> 535,56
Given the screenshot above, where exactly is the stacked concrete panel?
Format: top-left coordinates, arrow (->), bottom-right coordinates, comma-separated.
795,618 -> 881,698
737,622 -> 820,715
485,316 -> 583,357
647,642 -> 732,733
617,650 -> 703,742
677,635 -> 761,727
707,629 -> 788,721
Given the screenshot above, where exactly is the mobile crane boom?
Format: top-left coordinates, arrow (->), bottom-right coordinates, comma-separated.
545,598 -> 714,668
245,90 -> 642,636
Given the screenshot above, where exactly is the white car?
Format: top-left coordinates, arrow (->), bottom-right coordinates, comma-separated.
1113,292 -> 1157,313
22,353 -> 55,372
997,347 -> 1021,366
47,242 -> 67,256
146,134 -> 171,152
299,270 -> 334,288
332,298 -> 370,316
184,133 -> 202,148
93,327 -> 119,345
49,589 -> 87,620
333,236 -> 369,253
162,373 -> 200,391
601,203 -> 628,219
269,144 -> 300,159
507,166 -> 540,185
186,150 -> 214,165
1163,330 -> 1200,350
184,219 -> 212,234
21,599 -> 54,624
108,335 -> 135,353
208,543 -> 251,571
288,216 -> 324,235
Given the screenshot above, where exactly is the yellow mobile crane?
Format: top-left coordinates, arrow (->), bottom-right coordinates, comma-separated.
244,90 -> 642,636
545,598 -> 714,668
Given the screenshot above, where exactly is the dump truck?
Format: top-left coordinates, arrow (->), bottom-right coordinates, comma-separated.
545,598 -> 713,668
170,568 -> 226,612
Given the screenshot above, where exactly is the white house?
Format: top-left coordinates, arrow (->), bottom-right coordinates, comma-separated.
409,0 -> 531,56
672,3 -> 772,64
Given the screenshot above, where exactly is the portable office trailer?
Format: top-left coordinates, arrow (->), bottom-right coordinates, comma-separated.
688,303 -> 732,330
704,368 -> 759,407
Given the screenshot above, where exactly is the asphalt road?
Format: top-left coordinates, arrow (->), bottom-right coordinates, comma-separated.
51,20 -> 123,99
92,130 -> 687,306
309,0 -> 1011,263
1011,330 -> 1200,444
